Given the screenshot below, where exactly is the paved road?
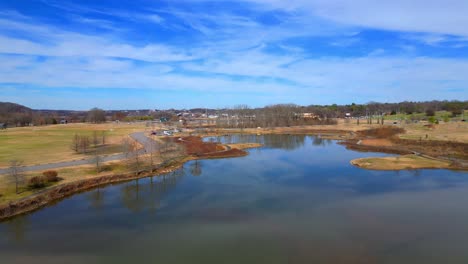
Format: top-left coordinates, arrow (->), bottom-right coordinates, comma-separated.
130,132 -> 155,153
0,132 -> 152,175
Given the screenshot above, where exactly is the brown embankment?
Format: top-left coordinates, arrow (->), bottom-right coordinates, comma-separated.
0,136 -> 253,221
355,126 -> 405,138
343,126 -> 468,170
169,136 -> 249,159
0,159 -> 187,221
340,140 -> 412,155
392,138 -> 468,160
197,148 -> 247,159
338,127 -> 411,155
342,126 -> 468,160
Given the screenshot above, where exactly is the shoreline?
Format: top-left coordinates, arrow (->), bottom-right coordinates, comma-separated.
0,141 -> 259,221
350,154 -> 466,171
0,157 -> 189,221
2,125 -> 467,220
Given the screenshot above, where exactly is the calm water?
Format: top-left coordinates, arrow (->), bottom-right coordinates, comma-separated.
1,135 -> 467,264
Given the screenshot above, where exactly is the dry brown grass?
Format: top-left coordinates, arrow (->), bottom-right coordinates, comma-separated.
351,154 -> 454,170
356,126 -> 405,138
226,143 -> 263,149
360,139 -> 394,147
399,122 -> 468,143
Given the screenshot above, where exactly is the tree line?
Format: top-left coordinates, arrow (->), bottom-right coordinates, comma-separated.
0,103 -> 107,127
213,100 -> 466,129
1,100 -> 466,127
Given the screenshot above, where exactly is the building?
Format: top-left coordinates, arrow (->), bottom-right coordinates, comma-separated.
296,113 -> 319,119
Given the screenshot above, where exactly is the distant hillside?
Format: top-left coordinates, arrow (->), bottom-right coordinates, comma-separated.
0,102 -> 33,126
0,102 -> 32,115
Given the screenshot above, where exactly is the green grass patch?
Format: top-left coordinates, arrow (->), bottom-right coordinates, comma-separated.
0,123 -> 145,167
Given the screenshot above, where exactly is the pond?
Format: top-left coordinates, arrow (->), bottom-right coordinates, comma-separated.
1,135 -> 467,264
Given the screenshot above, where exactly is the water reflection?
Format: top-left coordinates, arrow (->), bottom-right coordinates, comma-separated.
189,160 -> 202,176
206,134 -> 308,150
1,135 -> 467,264
87,187 -> 104,211
311,136 -> 332,146
120,168 -> 185,214
4,216 -> 29,243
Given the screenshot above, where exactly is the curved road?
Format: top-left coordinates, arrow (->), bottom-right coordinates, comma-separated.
0,132 -> 152,175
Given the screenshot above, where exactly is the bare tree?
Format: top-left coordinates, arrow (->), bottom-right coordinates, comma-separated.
80,135 -> 90,153
8,160 -> 24,194
93,147 -> 102,173
93,131 -> 99,146
87,107 -> 106,123
121,137 -> 133,160
130,141 -> 141,175
101,131 -> 106,145
148,138 -> 159,172
71,134 -> 91,154
71,133 -> 80,152
122,139 -> 141,175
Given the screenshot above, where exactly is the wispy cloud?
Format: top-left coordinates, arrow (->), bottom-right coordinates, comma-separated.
0,0 -> 467,109
238,0 -> 468,37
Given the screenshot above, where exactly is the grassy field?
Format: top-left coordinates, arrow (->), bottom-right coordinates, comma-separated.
351,154 -> 453,170
0,160 -> 135,205
384,110 -> 467,121
0,122 -> 147,168
1,120 -> 465,169
397,121 -> 468,143
337,117 -> 468,143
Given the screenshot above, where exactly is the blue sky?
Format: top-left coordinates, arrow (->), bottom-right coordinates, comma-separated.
0,0 -> 467,110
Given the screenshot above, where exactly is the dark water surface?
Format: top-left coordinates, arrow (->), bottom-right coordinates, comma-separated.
1,135 -> 467,263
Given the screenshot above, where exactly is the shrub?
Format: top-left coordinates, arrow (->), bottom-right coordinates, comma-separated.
28,176 -> 46,189
425,109 -> 435,116
99,164 -> 113,172
42,170 -> 59,182
358,126 -> 405,138
451,109 -> 462,117
428,116 -> 436,124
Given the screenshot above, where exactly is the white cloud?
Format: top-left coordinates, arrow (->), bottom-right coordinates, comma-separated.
70,15 -> 121,31
1,1 -> 468,107
0,18 -> 194,63
241,0 -> 468,37
145,14 -> 164,24
314,0 -> 468,36
330,37 -> 360,47
2,51 -> 467,104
